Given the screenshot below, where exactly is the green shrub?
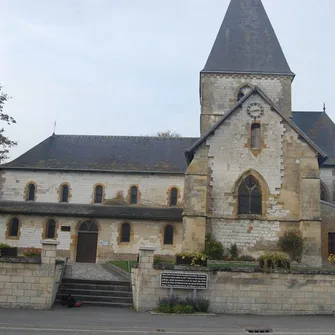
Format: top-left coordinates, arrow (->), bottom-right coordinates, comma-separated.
173,304 -> 194,314
23,247 -> 41,257
278,228 -> 303,262
193,296 -> 211,313
0,243 -> 11,251
176,252 -> 208,266
156,295 -> 210,314
258,252 -> 291,272
238,255 -> 256,262
229,244 -> 238,260
203,234 -> 224,260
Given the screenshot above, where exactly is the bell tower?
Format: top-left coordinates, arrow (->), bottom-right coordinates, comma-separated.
200,0 -> 295,135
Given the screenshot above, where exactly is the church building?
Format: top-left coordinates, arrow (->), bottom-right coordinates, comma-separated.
1,0 -> 335,266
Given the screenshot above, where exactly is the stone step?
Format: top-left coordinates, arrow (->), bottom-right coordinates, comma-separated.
56,300 -> 132,308
56,294 -> 133,304
58,288 -> 132,297
62,278 -> 130,286
60,283 -> 132,292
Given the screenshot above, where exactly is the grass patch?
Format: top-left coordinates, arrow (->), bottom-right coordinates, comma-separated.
109,260 -> 137,273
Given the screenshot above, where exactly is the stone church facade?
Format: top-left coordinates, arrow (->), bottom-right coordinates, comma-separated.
1,0 -> 335,266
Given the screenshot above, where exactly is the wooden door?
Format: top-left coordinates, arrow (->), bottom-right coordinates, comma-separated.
76,220 -> 99,263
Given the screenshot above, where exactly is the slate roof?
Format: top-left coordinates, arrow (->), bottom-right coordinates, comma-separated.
292,112 -> 335,166
202,0 -> 294,76
0,200 -> 183,220
1,135 -> 198,174
186,86 -> 327,164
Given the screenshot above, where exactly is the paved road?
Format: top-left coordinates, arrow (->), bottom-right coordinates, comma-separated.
0,305 -> 334,334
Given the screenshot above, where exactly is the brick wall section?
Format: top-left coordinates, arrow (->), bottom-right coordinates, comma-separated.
0,240 -> 62,309
0,215 -> 182,262
132,248 -> 335,315
0,170 -> 184,207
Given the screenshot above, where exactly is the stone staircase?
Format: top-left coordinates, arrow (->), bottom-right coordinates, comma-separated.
56,278 -> 133,307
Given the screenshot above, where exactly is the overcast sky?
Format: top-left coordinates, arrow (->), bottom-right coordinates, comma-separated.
0,0 -> 334,161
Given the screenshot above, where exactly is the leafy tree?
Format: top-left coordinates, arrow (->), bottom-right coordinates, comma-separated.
156,130 -> 181,138
0,86 -> 17,162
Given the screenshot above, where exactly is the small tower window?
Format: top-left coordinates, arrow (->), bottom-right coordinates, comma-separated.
8,218 -> 19,237
169,188 -> 178,206
46,219 -> 56,239
61,184 -> 69,202
238,175 -> 262,215
164,225 -> 174,245
130,186 -> 138,204
120,223 -> 131,243
27,183 -> 36,201
94,185 -> 103,204
251,123 -> 261,149
237,85 -> 251,101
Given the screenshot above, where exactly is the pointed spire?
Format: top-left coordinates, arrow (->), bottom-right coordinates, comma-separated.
202,0 -> 294,76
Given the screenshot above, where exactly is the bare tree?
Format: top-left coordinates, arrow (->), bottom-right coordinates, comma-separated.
0,86 -> 17,162
156,130 -> 181,138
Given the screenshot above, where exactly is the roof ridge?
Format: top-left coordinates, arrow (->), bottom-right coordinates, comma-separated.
53,134 -> 199,140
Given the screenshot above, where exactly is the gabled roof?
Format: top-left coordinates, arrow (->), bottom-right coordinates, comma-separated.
1,135 -> 198,174
202,0 -> 294,76
186,86 -> 327,163
292,111 -> 335,166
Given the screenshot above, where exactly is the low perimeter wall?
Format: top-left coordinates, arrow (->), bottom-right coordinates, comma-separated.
132,247 -> 335,315
0,239 -> 63,309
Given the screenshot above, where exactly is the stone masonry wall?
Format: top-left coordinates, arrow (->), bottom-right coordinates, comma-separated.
0,214 -> 182,262
0,170 -> 184,207
321,201 -> 335,261
200,73 -> 292,134
320,167 -> 334,203
132,248 -> 335,315
0,240 -> 62,309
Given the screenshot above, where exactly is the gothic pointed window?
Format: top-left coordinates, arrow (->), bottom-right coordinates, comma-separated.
94,185 -> 103,204
130,186 -> 138,204
321,184 -> 328,202
164,225 -> 174,245
120,223 -> 131,243
251,123 -> 261,149
238,175 -> 262,214
46,219 -> 56,239
61,184 -> 69,202
169,187 -> 178,206
27,183 -> 36,201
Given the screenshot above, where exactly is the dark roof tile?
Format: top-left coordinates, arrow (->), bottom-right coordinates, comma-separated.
1,135 -> 198,173
202,0 -> 294,76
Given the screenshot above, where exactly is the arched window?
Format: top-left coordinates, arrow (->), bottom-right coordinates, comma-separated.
237,85 -> 251,101
251,123 -> 261,149
79,220 -> 98,232
120,223 -> 131,242
27,183 -> 36,201
164,225 -> 174,245
61,184 -> 69,202
238,175 -> 262,214
321,184 -> 328,202
46,219 -> 56,239
94,185 -> 103,204
8,218 -> 19,237
169,188 -> 178,206
130,186 -> 138,204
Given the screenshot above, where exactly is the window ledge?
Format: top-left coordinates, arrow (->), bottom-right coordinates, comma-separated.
237,214 -> 264,220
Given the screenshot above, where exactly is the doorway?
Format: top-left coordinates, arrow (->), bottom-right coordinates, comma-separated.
76,220 -> 98,263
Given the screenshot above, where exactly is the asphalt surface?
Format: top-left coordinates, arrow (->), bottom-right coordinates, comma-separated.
0,305 -> 334,334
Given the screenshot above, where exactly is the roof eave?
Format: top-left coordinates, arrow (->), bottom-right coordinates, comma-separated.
0,166 -> 185,175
